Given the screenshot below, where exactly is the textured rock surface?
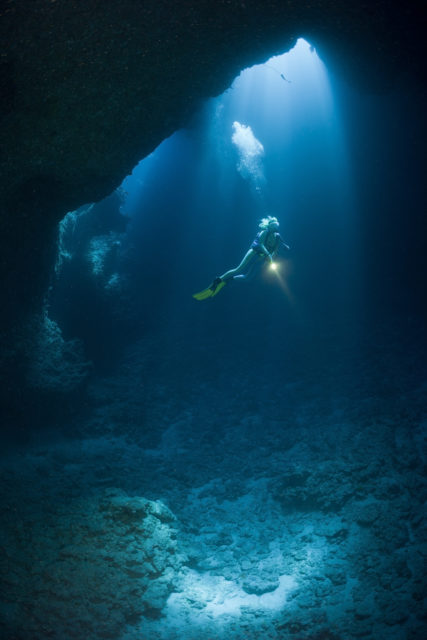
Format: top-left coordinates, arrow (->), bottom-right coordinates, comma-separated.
1,0 -> 426,327
24,311 -> 90,392
1,319 -> 425,639
0,488 -> 186,638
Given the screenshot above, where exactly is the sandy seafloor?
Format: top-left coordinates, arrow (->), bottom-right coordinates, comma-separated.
1,317 -> 426,640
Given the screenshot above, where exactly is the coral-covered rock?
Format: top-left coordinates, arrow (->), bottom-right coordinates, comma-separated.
24,311 -> 90,392
271,462 -> 356,512
0,488 -> 185,638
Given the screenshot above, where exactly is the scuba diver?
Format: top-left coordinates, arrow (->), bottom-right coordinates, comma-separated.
193,215 -> 290,300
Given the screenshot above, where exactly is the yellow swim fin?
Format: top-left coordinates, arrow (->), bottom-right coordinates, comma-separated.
193,278 -> 226,300
193,287 -> 214,300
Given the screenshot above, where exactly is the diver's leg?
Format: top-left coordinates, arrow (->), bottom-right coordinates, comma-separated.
220,250 -> 256,281
234,255 -> 263,281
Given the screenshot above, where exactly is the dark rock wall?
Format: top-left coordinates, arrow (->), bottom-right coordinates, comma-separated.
1,0 -> 425,329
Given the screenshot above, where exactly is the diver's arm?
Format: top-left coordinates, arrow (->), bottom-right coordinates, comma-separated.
278,234 -> 291,252
260,244 -> 273,261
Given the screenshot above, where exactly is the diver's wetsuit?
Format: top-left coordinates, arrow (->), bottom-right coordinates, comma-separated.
218,230 -> 284,283
251,230 -> 283,257
193,225 -> 290,298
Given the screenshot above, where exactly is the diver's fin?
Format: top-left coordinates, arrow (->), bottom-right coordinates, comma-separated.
193,278 -> 226,300
193,287 -> 214,300
210,280 -> 226,297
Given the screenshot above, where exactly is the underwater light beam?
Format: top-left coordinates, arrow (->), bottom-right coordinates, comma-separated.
269,260 -> 295,305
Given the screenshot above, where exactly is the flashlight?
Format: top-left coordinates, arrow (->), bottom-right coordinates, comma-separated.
270,262 -> 278,271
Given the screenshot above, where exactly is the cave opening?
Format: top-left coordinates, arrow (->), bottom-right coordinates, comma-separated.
2,31 -> 426,640
49,38 -> 358,370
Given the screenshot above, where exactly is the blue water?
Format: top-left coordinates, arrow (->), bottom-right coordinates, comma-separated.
1,39 -> 426,640
119,40 -> 358,320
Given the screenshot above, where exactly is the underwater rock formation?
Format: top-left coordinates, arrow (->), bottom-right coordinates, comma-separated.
1,0 -> 425,329
24,311 -> 90,393
0,307 -> 91,435
0,319 -> 425,638
0,488 -> 186,638
50,192 -> 138,367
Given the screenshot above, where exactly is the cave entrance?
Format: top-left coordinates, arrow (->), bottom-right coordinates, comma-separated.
50,38 -> 357,369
